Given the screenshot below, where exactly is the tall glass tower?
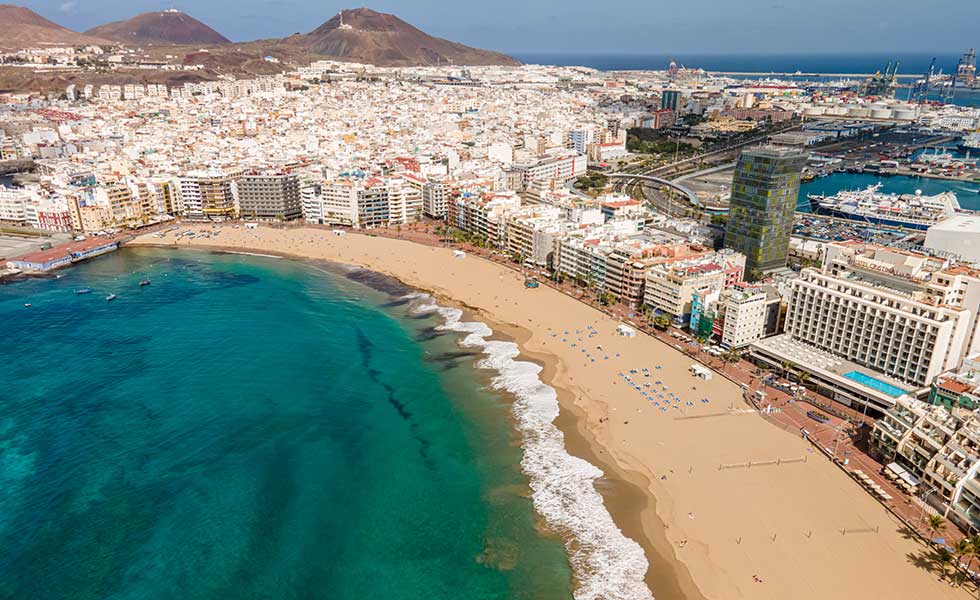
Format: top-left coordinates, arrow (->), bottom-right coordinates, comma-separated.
723,146 -> 808,278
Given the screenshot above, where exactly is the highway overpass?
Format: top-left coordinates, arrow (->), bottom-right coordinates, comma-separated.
607,173 -> 701,208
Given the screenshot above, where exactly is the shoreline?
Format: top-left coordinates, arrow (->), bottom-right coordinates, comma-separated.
133,241 -> 691,598
127,226 -> 973,600
503,323 -> 705,600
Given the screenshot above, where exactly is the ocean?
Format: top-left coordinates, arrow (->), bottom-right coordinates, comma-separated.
513,52 -> 980,108
798,173 -> 980,212
0,248 -> 585,599
512,52 -> 966,76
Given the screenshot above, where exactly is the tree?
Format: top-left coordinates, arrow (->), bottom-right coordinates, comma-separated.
780,360 -> 794,378
954,538 -> 974,587
721,349 -> 741,371
928,515 -> 945,540
652,314 -> 671,331
938,547 -> 956,583
599,291 -> 616,306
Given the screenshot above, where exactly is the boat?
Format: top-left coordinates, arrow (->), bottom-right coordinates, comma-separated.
75,288 -> 92,294
24,303 -> 31,307
139,280 -> 151,287
808,183 -> 966,230
959,132 -> 980,154
106,294 -> 117,302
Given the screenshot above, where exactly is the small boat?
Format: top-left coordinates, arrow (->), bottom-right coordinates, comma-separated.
24,303 -> 31,307
106,294 -> 117,302
75,288 -> 92,294
139,280 -> 151,287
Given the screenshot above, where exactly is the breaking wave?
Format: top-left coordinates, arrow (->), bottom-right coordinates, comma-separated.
406,293 -> 654,600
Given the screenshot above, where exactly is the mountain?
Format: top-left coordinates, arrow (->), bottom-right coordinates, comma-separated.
85,10 -> 230,45
295,8 -> 518,67
0,4 -> 107,48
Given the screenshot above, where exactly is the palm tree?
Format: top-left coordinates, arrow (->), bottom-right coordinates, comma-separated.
780,360 -> 793,378
720,349 -> 741,372
928,515 -> 946,541
955,538 -> 975,587
938,547 -> 956,583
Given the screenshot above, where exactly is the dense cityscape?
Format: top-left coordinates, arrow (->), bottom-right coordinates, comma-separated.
4,3 -> 980,600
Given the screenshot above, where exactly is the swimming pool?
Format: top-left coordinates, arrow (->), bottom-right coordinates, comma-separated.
843,371 -> 907,397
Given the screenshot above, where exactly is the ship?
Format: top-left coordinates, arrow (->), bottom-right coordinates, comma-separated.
808,184 -> 964,230
958,132 -> 980,154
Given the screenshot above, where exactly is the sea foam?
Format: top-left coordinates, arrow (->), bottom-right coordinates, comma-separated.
407,293 -> 654,600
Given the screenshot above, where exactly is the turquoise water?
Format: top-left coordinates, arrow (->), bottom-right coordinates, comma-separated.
799,172 -> 980,212
843,371 -> 907,397
0,248 -> 573,599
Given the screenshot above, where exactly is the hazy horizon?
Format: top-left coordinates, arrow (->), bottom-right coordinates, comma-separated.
16,1 -> 979,55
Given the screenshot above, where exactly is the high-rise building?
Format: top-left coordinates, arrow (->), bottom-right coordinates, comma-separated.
723,146 -> 807,277
661,89 -> 681,112
237,173 -> 302,221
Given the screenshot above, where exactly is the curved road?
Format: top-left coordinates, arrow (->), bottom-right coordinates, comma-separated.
607,172 -> 702,207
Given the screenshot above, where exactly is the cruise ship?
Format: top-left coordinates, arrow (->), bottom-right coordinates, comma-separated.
808,184 -> 965,230
959,132 -> 980,154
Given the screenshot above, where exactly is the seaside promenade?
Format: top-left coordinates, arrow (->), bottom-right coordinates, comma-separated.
131,222 -> 974,600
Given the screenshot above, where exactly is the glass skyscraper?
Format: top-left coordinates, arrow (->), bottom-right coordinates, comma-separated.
723,146 -> 807,278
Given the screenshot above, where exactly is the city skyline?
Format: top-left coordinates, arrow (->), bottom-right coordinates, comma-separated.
16,0 -> 980,54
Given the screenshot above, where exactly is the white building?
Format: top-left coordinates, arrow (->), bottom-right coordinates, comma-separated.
925,215 -> 980,265
510,153 -> 587,191
784,261 -> 980,389
721,287 -> 769,348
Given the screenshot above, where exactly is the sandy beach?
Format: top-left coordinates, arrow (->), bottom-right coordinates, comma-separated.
132,223 -> 971,600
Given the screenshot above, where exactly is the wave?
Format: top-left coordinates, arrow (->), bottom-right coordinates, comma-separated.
406,293 -> 654,600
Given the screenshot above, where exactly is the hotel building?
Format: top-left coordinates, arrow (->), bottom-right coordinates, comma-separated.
752,243 -> 980,414
237,173 -> 302,221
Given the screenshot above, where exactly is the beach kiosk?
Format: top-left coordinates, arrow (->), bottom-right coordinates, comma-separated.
616,324 -> 636,338
689,364 -> 713,380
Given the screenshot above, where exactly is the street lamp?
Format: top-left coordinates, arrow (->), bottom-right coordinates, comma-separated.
916,486 -> 938,530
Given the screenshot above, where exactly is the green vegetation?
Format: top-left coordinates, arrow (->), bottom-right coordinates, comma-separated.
626,128 -> 697,156
710,213 -> 728,227
574,171 -> 609,191
652,314 -> 672,331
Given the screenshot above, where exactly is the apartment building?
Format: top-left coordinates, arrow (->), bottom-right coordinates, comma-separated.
237,173 -> 302,220
179,170 -> 241,220
870,396 -> 980,531
505,204 -> 564,267
451,192 -> 521,246
556,232 -> 615,288
509,153 -> 587,191
385,177 -> 423,225
317,178 -> 386,228
0,187 -> 32,226
720,286 -> 774,348
644,250 -> 746,318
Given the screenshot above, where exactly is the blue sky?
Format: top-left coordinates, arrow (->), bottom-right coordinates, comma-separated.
22,0 -> 980,54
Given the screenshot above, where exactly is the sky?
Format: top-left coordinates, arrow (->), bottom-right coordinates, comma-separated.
20,0 -> 980,54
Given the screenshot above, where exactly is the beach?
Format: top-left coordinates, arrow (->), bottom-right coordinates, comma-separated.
132,223 -> 971,600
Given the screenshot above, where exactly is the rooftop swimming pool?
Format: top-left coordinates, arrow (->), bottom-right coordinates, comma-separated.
844,371 -> 907,398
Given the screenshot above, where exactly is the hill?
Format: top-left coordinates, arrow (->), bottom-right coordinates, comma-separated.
0,4 -> 107,48
84,9 -> 230,45
295,8 -> 518,67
